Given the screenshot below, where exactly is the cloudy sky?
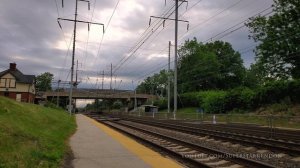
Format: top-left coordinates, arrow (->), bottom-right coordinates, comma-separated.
0,0 -> 274,90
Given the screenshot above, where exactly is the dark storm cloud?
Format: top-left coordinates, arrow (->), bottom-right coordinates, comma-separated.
0,0 -> 114,76
0,0 -> 64,75
0,0 -> 274,90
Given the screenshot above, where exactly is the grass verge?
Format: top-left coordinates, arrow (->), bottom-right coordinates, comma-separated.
147,107 -> 300,129
0,96 -> 76,168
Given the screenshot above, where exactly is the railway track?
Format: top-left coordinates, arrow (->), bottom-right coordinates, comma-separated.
163,119 -> 300,143
87,114 -> 300,167
117,116 -> 300,156
101,120 -> 275,168
119,116 -> 300,143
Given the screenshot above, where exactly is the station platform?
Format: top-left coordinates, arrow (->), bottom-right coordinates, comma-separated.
70,114 -> 182,168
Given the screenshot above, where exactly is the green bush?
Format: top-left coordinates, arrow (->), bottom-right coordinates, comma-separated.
288,80 -> 300,102
180,92 -> 199,107
255,80 -> 289,106
179,79 -> 300,114
112,100 -> 123,109
153,98 -> 168,110
44,101 -> 63,110
198,91 -> 227,113
225,87 -> 256,111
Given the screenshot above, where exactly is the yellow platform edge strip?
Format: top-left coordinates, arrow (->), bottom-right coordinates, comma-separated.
85,115 -> 182,168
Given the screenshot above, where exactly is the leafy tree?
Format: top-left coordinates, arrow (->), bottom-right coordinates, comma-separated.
112,100 -> 123,109
138,39 -> 246,94
85,99 -> 114,112
243,61 -> 266,88
136,69 -> 170,96
205,41 -> 246,89
178,39 -> 220,92
178,38 -> 245,92
36,72 -> 53,91
246,0 -> 300,79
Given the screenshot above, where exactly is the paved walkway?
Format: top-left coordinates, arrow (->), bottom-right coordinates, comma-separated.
70,114 -> 182,168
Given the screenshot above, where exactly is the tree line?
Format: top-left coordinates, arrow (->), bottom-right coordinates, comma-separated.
137,0 -> 300,113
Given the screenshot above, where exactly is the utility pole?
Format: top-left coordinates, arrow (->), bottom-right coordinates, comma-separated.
57,80 -> 61,107
57,0 -> 105,115
114,76 -> 117,91
110,63 -> 113,91
75,60 -> 79,89
102,70 -> 104,90
168,41 -> 171,113
134,81 -> 137,112
174,0 -> 179,120
148,0 -> 188,119
151,78 -> 154,105
132,80 -> 137,112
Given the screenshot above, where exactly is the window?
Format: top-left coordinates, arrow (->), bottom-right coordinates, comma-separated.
0,78 -> 16,88
16,94 -> 21,102
0,79 -> 6,87
9,79 -> 16,88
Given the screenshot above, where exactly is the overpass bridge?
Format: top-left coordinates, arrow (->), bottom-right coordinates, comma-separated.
41,89 -> 153,100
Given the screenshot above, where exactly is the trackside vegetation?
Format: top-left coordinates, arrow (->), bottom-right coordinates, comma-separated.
179,80 -> 300,114
152,80 -> 300,114
0,96 -> 76,168
136,0 -> 300,120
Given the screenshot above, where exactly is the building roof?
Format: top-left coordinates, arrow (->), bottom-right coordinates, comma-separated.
140,105 -> 158,108
0,69 -> 35,84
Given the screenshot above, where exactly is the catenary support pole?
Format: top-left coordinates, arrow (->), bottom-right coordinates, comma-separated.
168,41 -> 171,113
174,0 -> 179,119
68,0 -> 78,115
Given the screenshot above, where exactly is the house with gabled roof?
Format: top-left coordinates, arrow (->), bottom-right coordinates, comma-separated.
0,63 -> 35,103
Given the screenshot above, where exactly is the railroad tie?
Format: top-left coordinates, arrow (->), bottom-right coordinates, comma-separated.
206,160 -> 229,167
179,150 -> 198,155
173,147 -> 190,152
206,138 -> 215,142
214,140 -> 222,143
256,149 -> 270,154
168,145 -> 184,150
275,153 -> 287,158
243,147 -> 256,151
221,142 -> 232,146
198,136 -> 209,140
291,157 -> 300,162
230,144 -> 241,148
195,156 -> 217,162
217,164 -> 244,168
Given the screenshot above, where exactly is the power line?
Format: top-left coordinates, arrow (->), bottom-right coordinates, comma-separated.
180,0 -> 244,40
53,0 -> 75,85
111,3 -> 178,72
115,0 -> 207,76
204,7 -> 273,43
93,0 -> 121,67
132,31 -> 299,85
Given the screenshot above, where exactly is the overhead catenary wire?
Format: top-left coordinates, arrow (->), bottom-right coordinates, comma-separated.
69,0 -> 277,92
127,2 -> 271,84
53,0 -> 75,84
203,7 -> 274,43
132,29 -> 300,85
116,0 -> 247,77
179,0 -> 245,41
82,0 -> 97,71
87,0 -> 201,88
80,0 -> 100,90
92,0 -> 121,67
112,2 -> 182,75
114,0 -> 204,74
85,0 -> 121,90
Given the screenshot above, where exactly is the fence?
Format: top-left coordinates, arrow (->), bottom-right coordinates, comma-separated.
111,111 -> 300,129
